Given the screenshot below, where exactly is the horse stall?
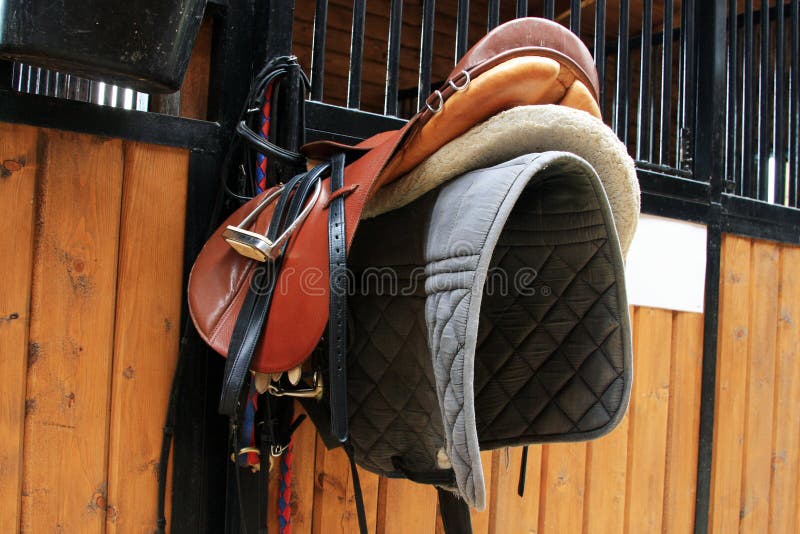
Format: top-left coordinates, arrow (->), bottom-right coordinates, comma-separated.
1,1 -> 799,533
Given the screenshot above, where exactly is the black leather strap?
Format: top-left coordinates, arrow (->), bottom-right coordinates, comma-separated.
327,153 -> 349,442
219,171 -> 304,417
344,440 -> 368,534
437,487 -> 474,534
518,445 -> 528,497
390,456 -> 457,486
236,121 -> 306,165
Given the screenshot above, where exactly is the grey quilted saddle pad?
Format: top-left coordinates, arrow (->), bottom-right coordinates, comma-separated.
328,151 -> 632,510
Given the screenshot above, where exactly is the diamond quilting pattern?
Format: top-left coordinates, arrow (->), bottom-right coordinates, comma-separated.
472,221 -> 626,445
347,291 -> 445,476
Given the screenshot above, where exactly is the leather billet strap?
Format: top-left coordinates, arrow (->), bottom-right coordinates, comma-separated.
219,162 -> 330,418
437,488 -> 474,534
326,153 -> 349,442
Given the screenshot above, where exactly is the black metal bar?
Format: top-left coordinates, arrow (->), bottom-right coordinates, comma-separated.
636,0 -> 653,161
757,0 -> 771,201
384,0 -> 403,115
114,83 -> 125,108
0,89 -> 220,151
51,71 -> 61,98
544,0 -> 555,20
310,0 -> 328,101
774,0 -> 786,205
88,80 -> 98,105
11,62 -> 21,91
677,0 -> 695,172
594,0 -> 606,115
308,100 -> 406,142
697,210 -> 722,534
0,61 -> 12,92
721,194 -> 800,244
613,0 -> 630,143
726,0 -> 739,193
741,0 -> 755,197
488,0 -> 500,31
791,0 -> 799,207
659,0 -> 673,165
43,71 -> 52,97
24,65 -> 33,94
516,0 -> 527,18
103,79 -> 114,108
456,0 -> 470,62
693,1 -> 728,532
418,0 -> 436,110
570,0 -> 581,35
33,67 -> 42,95
347,0 -> 366,108
76,78 -> 90,103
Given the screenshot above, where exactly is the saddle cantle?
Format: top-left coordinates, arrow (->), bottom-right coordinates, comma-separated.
188,18 -> 605,375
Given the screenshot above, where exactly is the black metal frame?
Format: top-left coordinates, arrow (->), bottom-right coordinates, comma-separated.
1,0 -> 799,532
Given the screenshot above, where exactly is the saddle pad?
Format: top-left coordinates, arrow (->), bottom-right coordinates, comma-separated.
365,104 -> 640,255
342,152 -> 633,510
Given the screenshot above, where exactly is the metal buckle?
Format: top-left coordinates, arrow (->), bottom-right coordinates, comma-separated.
267,371 -> 324,399
222,179 -> 322,262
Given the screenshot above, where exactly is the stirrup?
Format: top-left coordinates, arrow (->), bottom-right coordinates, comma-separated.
223,179 -> 322,262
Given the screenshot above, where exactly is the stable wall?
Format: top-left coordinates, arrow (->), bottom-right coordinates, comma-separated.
1,123 -> 799,532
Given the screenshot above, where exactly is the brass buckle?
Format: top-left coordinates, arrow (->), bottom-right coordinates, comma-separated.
267,371 -> 324,399
222,179 -> 322,262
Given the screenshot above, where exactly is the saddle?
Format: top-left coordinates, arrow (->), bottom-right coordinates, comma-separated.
186,16 -> 639,533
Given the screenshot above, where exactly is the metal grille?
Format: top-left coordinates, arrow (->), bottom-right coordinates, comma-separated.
725,0 -> 799,207
298,0 -> 696,178
11,62 -> 149,111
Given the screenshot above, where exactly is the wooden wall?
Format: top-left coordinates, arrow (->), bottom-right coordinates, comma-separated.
710,235 -> 800,534
0,123 -> 188,532
277,307 -> 704,534
1,121 -> 799,533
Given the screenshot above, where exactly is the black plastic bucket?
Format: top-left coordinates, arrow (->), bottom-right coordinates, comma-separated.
0,0 -> 206,93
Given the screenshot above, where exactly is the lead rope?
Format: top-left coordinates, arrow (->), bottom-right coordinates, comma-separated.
278,440 -> 294,534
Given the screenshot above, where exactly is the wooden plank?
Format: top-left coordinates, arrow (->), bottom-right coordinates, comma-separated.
469,450 -> 494,533
488,446 -> 541,534
287,405 -> 318,534
20,130 -> 124,533
662,311 -> 704,534
709,234 -> 752,533
104,142 -> 188,532
623,307 -> 673,534
378,476 -> 438,534
583,415 -> 629,534
0,123 -> 40,533
312,438 -> 380,534
538,442 -> 586,534
769,244 -> 800,534
739,240 -> 780,533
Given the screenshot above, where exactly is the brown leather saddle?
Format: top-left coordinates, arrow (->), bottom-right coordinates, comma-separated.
188,18 -> 602,444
